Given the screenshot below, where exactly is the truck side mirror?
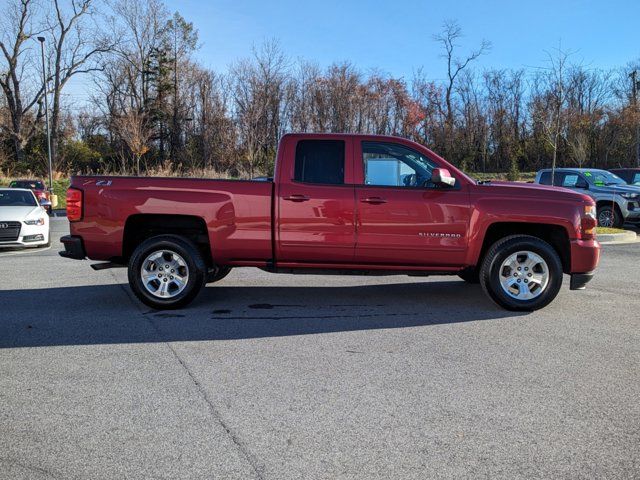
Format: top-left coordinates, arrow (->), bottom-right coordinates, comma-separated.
431,168 -> 456,187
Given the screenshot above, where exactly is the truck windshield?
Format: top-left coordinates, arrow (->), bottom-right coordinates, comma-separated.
584,170 -> 626,187
0,190 -> 37,206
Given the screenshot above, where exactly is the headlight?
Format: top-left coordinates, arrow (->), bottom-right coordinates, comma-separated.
24,218 -> 45,226
621,192 -> 639,199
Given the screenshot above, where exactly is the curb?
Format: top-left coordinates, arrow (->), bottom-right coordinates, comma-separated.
598,231 -> 638,244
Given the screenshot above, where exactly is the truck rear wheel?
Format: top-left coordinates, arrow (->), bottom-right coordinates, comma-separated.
479,235 -> 563,311
128,235 -> 207,310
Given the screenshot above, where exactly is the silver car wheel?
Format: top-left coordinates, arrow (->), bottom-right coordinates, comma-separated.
140,250 -> 189,298
498,251 -> 549,301
598,209 -> 614,228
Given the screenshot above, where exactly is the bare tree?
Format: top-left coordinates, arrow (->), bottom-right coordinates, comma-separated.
536,45 -> 572,184
231,40 -> 289,176
0,0 -> 46,164
114,108 -> 151,174
46,0 -> 111,164
433,19 -> 490,148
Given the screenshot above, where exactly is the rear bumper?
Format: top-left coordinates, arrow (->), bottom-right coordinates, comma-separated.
570,271 -> 595,290
59,235 -> 86,260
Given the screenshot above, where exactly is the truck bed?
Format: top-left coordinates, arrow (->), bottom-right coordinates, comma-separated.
70,176 -> 273,263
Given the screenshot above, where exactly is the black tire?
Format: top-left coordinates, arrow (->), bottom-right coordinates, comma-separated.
206,266 -> 232,284
128,235 -> 207,310
597,205 -> 623,228
479,235 -> 563,311
458,267 -> 479,284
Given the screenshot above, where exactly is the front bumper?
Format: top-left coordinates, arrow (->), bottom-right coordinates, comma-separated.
0,223 -> 49,248
622,200 -> 640,220
59,235 -> 86,259
569,238 -> 600,290
570,238 -> 601,273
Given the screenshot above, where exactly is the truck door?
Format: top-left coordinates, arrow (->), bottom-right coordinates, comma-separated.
276,137 -> 356,263
354,140 -> 470,266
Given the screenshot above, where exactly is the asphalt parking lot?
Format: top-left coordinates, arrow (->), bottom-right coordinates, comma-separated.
1,218 -> 639,479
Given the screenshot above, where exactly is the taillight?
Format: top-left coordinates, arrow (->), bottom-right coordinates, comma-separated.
66,188 -> 83,222
580,205 -> 597,239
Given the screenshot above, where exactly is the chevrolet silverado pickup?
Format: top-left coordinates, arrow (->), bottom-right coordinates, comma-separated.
60,133 -> 601,311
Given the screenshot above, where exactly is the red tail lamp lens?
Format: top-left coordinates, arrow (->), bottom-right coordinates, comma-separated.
66,188 -> 83,222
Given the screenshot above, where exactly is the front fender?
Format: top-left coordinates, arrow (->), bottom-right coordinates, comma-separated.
465,195 -> 581,267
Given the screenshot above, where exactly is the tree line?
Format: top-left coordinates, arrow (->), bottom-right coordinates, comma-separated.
2,0 -> 640,180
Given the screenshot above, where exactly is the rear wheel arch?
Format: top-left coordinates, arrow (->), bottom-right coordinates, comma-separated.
122,214 -> 213,267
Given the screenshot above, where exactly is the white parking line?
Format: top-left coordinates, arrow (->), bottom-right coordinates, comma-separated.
0,246 -> 51,257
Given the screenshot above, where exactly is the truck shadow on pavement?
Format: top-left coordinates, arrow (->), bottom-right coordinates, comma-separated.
0,281 -> 525,348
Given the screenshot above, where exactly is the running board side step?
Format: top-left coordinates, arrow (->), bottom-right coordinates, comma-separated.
91,261 -> 126,271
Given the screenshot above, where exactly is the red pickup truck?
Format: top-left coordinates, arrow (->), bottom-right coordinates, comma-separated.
60,133 -> 600,311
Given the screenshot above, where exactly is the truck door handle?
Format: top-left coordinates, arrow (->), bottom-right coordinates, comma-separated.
361,197 -> 387,204
283,194 -> 310,202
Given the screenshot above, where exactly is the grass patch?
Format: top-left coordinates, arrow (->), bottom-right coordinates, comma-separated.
596,227 -> 627,234
52,178 -> 70,209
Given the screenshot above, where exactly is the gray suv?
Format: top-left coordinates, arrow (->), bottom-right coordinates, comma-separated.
535,168 -> 640,228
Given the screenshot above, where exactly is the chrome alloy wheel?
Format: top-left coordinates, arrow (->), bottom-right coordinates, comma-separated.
140,250 -> 189,298
597,209 -> 614,228
498,251 -> 549,300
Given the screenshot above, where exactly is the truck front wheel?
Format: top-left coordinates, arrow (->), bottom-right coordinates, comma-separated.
128,235 -> 207,310
479,235 -> 563,311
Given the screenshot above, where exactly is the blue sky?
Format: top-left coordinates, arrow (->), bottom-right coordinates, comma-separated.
166,0 -> 639,79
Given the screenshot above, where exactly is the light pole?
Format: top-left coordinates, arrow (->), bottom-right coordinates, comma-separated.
37,36 -> 53,198
631,70 -> 640,168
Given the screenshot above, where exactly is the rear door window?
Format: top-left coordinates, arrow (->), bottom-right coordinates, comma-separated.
294,140 -> 345,185
539,171 -> 562,185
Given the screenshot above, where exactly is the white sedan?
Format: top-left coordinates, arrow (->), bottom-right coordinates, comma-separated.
0,188 -> 50,248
